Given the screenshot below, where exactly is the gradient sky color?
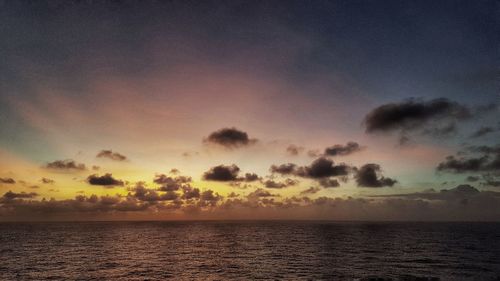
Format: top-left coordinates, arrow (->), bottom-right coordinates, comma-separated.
0,0 -> 498,220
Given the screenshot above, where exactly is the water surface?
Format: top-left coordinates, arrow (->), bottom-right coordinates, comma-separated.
0,222 -> 499,280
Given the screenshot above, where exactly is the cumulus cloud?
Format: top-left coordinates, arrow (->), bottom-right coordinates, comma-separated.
204,127 -> 257,148
270,158 -> 351,179
363,98 -> 478,143
129,183 -> 179,202
243,173 -> 260,182
2,191 -> 38,200
0,178 -> 15,184
154,174 -> 192,191
96,150 -> 128,161
45,160 -> 87,171
87,173 -> 124,187
199,190 -> 223,207
436,144 -> 500,174
324,142 -> 363,156
270,163 -> 297,175
296,157 -> 351,179
263,178 -> 298,189
318,178 -> 340,188
2,184 -> 500,221
202,165 -> 260,182
355,164 -> 397,187
203,165 -> 241,181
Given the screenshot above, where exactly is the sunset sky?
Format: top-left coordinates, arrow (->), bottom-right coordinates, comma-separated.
0,0 -> 498,220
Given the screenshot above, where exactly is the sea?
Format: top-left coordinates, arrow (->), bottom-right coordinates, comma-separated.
0,221 -> 499,280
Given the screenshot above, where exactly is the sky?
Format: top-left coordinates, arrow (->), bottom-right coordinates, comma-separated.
0,0 -> 499,221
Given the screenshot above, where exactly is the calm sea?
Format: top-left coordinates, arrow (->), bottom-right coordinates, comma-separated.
0,222 -> 499,280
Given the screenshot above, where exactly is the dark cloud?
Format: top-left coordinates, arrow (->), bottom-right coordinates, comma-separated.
296,157 -> 351,179
181,185 -> 200,200
364,98 -> 471,133
0,178 -> 15,184
286,145 -> 304,156
270,158 -> 350,180
470,126 -> 495,138
263,178 -> 298,189
45,160 -> 86,171
130,183 -> 179,202
154,174 -> 192,191
199,190 -> 223,207
324,142 -> 363,157
300,187 -> 321,195
202,165 -> 259,182
2,191 -> 38,200
204,127 -> 257,148
40,178 -> 55,184
203,164 -> 240,181
96,150 -> 127,161
363,98 -> 474,142
243,173 -> 260,182
355,164 -> 397,188
87,173 -> 124,187
436,145 -> 500,174
318,178 -> 340,188
270,163 -> 297,175
437,155 -> 489,173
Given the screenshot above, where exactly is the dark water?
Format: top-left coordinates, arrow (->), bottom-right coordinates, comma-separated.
0,222 -> 499,280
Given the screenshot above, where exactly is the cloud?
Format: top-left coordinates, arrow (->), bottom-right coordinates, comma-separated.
87,173 -> 124,187
363,98 -> 474,142
2,191 -> 38,200
199,190 -> 223,207
130,183 -> 179,202
436,144 -> 500,174
270,163 -> 297,175
318,178 -> 340,188
324,142 -> 363,156
270,158 -> 351,179
96,150 -> 128,161
0,178 -> 15,184
202,165 -> 259,182
204,127 -> 257,149
300,187 -> 321,195
44,160 -> 86,171
181,185 -> 201,199
247,188 -> 277,199
40,178 -> 55,184
202,164 -> 241,181
263,178 -> 298,189
296,157 -> 351,179
154,174 -> 192,191
355,164 -> 397,187
369,184 -> 486,201
286,145 -> 304,156
243,173 -> 260,182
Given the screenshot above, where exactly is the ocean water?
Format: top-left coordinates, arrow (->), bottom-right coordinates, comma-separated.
0,222 -> 499,280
